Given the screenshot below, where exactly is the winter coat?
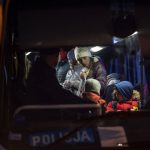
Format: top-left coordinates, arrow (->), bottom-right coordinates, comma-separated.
104,84 -> 116,103
63,64 -> 83,95
65,64 -> 82,82
25,58 -> 93,105
106,99 -> 138,112
56,59 -> 69,84
81,57 -> 107,94
82,92 -> 106,113
82,92 -> 106,105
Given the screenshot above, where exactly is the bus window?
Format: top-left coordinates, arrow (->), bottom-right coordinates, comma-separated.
1,0 -> 150,149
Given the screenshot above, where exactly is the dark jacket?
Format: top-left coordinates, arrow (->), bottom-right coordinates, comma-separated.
25,58 -> 93,105
84,57 -> 107,94
56,59 -> 69,84
104,84 -> 116,103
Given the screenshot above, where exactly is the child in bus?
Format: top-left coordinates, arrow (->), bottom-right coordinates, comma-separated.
104,73 -> 121,103
106,81 -> 139,112
82,78 -> 106,112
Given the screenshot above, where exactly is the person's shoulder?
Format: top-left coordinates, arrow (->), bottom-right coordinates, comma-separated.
92,56 -> 99,63
92,57 -> 103,66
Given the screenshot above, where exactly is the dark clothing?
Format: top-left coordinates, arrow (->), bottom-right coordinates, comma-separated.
25,59 -> 92,105
87,57 -> 107,90
104,84 -> 116,103
56,59 -> 69,84
83,57 -> 107,95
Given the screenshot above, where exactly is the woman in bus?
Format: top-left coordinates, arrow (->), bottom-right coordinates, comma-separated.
74,47 -> 107,96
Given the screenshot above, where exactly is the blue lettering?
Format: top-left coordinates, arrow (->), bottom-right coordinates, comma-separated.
81,130 -> 92,142
32,136 -> 40,146
73,131 -> 80,142
42,135 -> 50,145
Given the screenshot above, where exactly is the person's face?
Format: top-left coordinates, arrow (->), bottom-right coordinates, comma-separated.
116,91 -> 124,101
79,57 -> 91,67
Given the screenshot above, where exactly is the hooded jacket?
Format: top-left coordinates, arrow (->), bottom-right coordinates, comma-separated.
74,47 -> 107,90
63,64 -> 83,95
82,57 -> 107,93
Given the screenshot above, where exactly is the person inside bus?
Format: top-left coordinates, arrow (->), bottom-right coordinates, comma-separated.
82,78 -> 106,112
56,48 -> 69,85
24,49 -> 93,105
63,48 -> 84,96
104,73 -> 121,103
74,47 -> 107,96
106,81 -> 139,112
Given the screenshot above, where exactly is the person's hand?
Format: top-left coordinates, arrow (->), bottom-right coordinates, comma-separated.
80,71 -> 88,79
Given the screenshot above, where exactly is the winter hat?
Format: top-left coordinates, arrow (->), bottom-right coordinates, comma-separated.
67,48 -> 75,61
74,47 -> 92,61
115,81 -> 134,101
107,73 -> 121,86
85,78 -> 101,95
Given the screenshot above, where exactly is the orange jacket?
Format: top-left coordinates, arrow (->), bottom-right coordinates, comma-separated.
106,99 -> 138,112
82,92 -> 106,105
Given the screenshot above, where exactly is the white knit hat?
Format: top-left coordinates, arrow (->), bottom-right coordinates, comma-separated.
85,78 -> 101,95
74,47 -> 92,61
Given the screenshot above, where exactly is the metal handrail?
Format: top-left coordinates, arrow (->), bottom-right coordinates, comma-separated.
14,104 -> 101,118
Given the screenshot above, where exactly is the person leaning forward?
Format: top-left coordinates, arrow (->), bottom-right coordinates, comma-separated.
25,49 -> 94,105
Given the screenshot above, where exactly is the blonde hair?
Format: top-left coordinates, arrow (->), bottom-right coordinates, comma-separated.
132,90 -> 141,101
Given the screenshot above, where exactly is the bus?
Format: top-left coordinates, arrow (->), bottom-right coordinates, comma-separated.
0,0 -> 150,149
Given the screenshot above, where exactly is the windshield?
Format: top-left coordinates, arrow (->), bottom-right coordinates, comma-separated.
11,38 -> 148,115
3,0 -> 150,125
1,0 -> 150,149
